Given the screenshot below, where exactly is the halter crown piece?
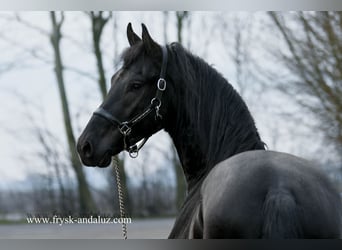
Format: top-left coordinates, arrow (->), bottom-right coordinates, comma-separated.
93,46 -> 168,158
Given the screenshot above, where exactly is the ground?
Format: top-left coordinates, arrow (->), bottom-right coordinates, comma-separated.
0,218 -> 175,239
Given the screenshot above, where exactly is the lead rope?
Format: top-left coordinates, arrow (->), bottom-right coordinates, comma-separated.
112,156 -> 127,239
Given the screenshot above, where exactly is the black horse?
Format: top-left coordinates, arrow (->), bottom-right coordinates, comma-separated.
77,23 -> 342,238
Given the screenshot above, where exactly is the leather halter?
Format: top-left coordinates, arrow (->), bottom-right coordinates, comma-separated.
93,46 -> 168,158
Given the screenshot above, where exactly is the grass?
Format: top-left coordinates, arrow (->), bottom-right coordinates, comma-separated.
0,219 -> 26,225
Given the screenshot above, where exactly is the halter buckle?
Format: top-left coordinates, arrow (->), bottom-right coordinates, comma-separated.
128,145 -> 139,158
119,122 -> 131,136
157,78 -> 166,91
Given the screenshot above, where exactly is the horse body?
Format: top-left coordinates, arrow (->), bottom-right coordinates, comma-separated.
169,150 -> 341,238
77,23 -> 342,238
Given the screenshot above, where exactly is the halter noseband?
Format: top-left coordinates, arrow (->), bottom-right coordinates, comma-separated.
93,46 -> 168,158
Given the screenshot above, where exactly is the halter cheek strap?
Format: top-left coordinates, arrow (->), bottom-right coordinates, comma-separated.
93,46 -> 168,158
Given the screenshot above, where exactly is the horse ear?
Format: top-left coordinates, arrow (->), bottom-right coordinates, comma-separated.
141,23 -> 161,58
127,23 -> 141,46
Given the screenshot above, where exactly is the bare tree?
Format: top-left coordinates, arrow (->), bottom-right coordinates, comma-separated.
163,11 -> 169,44
2,88 -> 78,215
176,11 -> 190,45
33,124 -> 76,214
112,13 -> 121,71
268,12 -> 342,156
50,11 -> 96,214
218,13 -> 259,100
87,11 -> 132,215
88,11 -> 112,99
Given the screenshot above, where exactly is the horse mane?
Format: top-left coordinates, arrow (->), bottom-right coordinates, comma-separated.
121,42 -> 265,170
167,43 -> 265,168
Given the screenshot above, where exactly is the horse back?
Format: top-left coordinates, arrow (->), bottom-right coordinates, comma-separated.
199,150 -> 342,238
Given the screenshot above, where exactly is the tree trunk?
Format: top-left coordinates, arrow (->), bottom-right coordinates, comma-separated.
89,11 -> 132,214
176,11 -> 189,45
90,11 -> 108,99
163,11 -> 169,44
50,11 -> 96,215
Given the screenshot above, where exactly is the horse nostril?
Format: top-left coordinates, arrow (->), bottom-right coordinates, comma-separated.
81,141 -> 93,158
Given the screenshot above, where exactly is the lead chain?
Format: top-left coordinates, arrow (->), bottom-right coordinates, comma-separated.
112,156 -> 127,239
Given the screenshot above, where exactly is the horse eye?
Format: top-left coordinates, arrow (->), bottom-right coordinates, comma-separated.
130,82 -> 143,91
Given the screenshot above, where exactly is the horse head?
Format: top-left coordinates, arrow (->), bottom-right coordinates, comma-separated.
77,23 -> 169,167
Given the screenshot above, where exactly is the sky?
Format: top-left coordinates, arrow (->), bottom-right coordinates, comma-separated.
0,11 -> 339,190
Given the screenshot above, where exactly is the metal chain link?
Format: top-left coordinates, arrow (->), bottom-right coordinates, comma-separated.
112,156 -> 127,239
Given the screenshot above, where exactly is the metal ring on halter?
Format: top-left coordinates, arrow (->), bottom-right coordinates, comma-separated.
129,151 -> 138,158
128,136 -> 149,158
128,145 -> 139,158
157,78 -> 166,91
150,97 -> 161,108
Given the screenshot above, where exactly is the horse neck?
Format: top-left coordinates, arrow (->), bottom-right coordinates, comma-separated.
164,50 -> 265,192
